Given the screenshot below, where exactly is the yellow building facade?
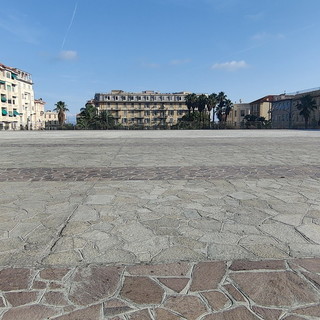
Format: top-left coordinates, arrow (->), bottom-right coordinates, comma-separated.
250,96 -> 274,120
34,99 -> 46,130
93,90 -> 190,128
227,103 -> 251,128
44,110 -> 59,130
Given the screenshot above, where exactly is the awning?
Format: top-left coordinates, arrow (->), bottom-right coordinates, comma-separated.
0,80 -> 5,84
11,74 -> 18,80
2,109 -> 7,116
13,111 -> 20,116
1,97 -> 6,102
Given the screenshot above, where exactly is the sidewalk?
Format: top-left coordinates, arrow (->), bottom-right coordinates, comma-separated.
0,130 -> 319,319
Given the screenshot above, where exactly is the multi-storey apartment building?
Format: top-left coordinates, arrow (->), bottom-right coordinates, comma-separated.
92,90 -> 190,128
34,98 -> 46,130
249,95 -> 274,120
271,94 -> 294,129
227,103 -> 251,128
44,110 -> 59,130
272,88 -> 320,129
0,62 -> 37,130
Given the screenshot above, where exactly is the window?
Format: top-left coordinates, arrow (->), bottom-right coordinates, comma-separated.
240,110 -> 245,117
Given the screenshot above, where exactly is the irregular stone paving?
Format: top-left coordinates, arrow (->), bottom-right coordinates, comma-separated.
0,259 -> 320,319
0,165 -> 320,181
1,130 -> 320,319
1,178 -> 320,266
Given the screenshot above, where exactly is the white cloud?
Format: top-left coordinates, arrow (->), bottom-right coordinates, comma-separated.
170,59 -> 191,65
251,32 -> 285,41
211,60 -> 248,71
58,50 -> 78,61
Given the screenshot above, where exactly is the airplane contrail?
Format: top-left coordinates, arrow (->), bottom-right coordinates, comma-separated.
61,2 -> 78,50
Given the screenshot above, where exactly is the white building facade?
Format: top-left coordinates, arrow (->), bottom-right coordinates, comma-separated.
0,62 -> 43,130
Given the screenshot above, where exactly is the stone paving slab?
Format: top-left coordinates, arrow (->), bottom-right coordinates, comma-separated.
0,165 -> 319,181
1,130 -> 320,319
1,177 -> 320,267
0,259 -> 320,319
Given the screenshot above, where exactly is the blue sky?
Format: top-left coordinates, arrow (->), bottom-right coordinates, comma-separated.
1,0 -> 320,122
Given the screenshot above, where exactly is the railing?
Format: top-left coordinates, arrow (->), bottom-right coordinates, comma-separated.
286,87 -> 320,95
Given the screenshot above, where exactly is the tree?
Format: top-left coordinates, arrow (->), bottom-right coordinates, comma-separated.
296,95 -> 317,129
77,104 -> 117,130
216,92 -> 227,123
96,110 -> 116,129
197,94 -> 208,127
207,93 -> 217,126
53,101 -> 69,127
215,92 -> 233,126
224,99 -> 233,123
184,93 -> 197,118
77,103 -> 98,129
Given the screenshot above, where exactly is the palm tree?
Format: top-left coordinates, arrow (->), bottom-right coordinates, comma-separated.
207,93 -> 217,127
224,99 -> 233,124
296,95 -> 317,129
96,110 -> 116,129
216,92 -> 227,123
53,101 -> 69,127
78,103 -> 98,129
197,94 -> 208,127
184,93 -> 197,119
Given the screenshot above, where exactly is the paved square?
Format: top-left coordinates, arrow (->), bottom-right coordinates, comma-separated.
0,130 -> 319,319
